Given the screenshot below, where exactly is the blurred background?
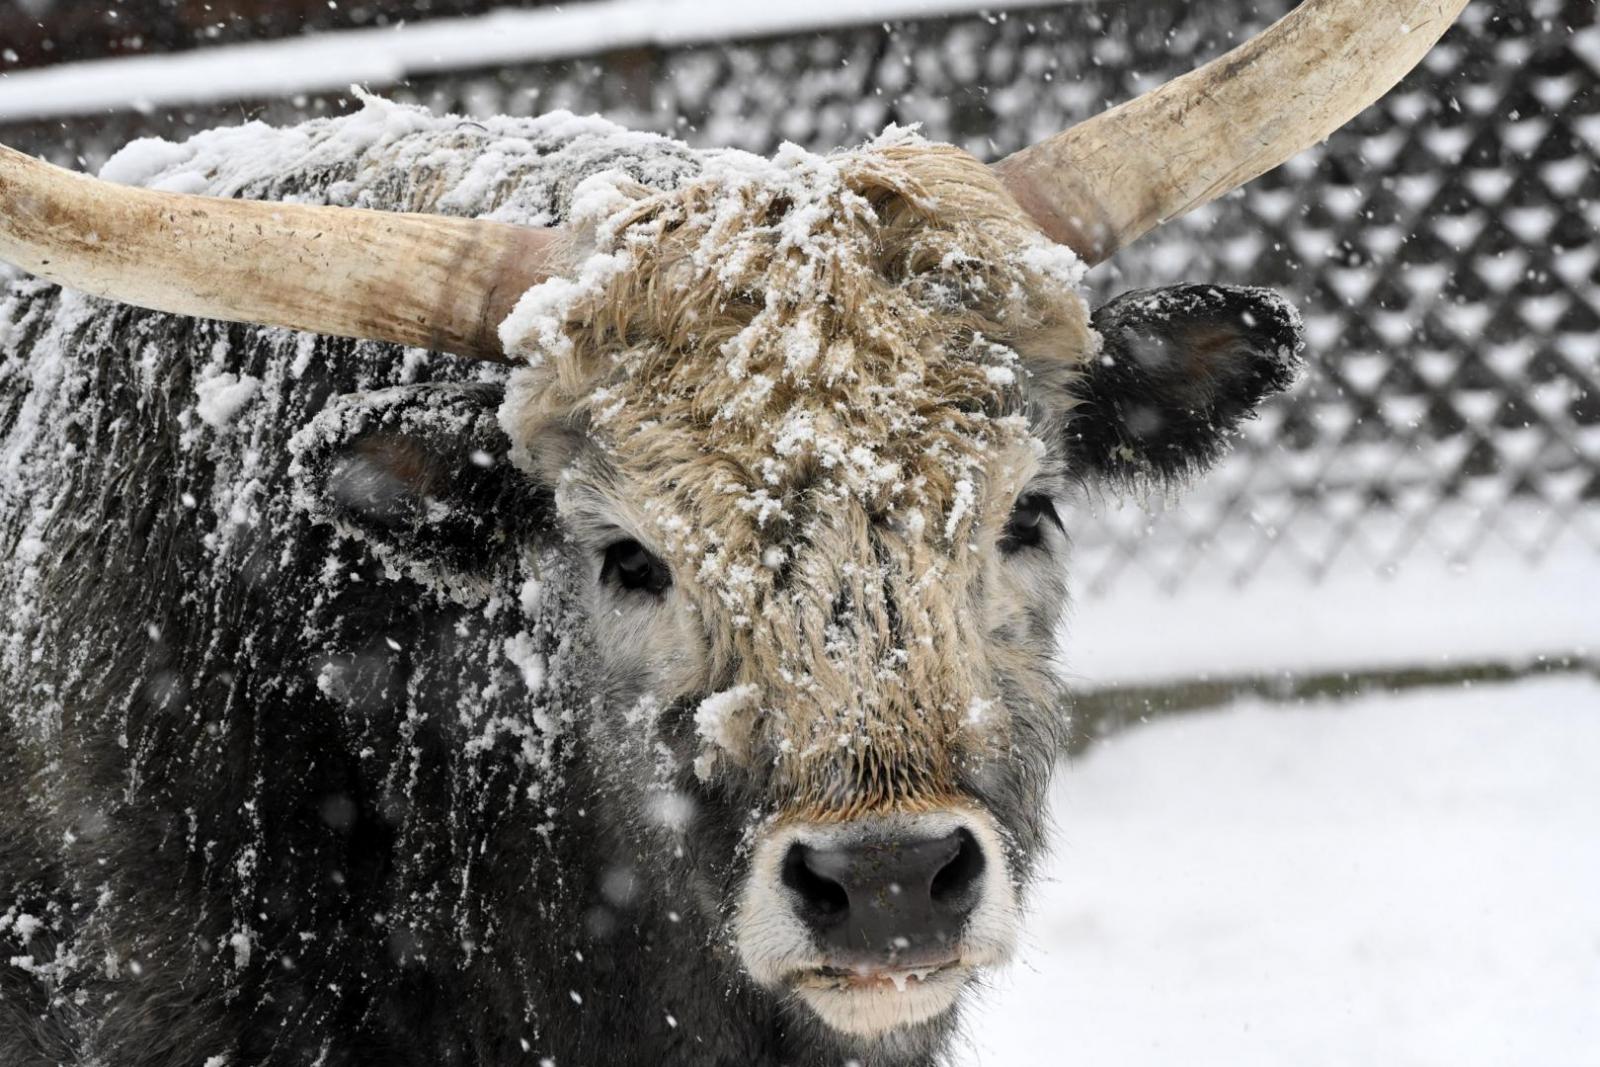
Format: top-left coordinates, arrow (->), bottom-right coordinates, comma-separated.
1,1 -> 1595,1063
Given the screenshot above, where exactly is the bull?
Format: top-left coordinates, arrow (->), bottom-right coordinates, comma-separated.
0,1 -> 1466,1064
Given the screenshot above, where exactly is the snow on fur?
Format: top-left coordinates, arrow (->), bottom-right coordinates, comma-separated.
0,95 -> 706,1052
0,92 -> 1095,1062
496,125 -> 1092,811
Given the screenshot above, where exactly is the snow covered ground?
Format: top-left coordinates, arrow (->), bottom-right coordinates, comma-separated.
959,674 -> 1600,1067
1063,539 -> 1600,686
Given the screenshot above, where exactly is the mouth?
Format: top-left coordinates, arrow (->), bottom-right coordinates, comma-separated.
792,959 -> 964,993
786,959 -> 972,1036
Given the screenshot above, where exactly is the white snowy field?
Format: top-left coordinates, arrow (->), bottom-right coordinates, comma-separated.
959,674 -> 1600,1067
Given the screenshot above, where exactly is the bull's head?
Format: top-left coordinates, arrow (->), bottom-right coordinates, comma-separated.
0,0 -> 1466,1048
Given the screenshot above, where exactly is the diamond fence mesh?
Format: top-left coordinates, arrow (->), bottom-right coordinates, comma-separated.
2,0 -> 1595,613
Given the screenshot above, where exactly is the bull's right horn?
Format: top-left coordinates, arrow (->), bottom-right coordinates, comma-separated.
0,143 -> 568,362
993,0 -> 1473,264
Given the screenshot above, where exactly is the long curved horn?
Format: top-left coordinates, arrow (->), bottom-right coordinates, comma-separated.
993,0 -> 1471,264
0,143 -> 567,361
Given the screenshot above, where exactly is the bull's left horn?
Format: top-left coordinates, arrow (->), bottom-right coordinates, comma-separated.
0,143 -> 568,362
993,0 -> 1472,264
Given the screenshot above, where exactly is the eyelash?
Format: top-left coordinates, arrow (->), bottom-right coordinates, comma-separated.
1001,494 -> 1061,554
601,539 -> 672,595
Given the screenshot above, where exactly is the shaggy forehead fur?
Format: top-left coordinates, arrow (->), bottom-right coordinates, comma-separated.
500,139 -> 1092,815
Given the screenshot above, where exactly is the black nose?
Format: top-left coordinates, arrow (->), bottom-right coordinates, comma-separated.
781,828 -> 987,965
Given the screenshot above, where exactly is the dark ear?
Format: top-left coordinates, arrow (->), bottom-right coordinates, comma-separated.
291,383 -> 550,592
1069,285 -> 1304,481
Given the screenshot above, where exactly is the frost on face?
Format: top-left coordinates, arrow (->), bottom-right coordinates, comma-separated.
693,683 -> 763,777
504,631 -> 547,692
494,127 -> 1090,810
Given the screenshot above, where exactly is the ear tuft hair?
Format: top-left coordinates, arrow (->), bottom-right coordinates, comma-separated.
1069,284 -> 1304,482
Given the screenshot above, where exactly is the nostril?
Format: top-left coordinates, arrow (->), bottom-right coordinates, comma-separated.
781,844 -> 849,924
929,829 -> 985,911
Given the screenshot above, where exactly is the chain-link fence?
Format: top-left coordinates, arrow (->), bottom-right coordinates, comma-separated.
2,0 -> 1595,625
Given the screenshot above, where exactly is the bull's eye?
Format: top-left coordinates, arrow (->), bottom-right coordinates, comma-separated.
602,539 -> 672,595
1001,494 -> 1061,553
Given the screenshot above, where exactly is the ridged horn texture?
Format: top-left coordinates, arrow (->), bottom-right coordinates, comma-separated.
992,0 -> 1472,264
0,142 -> 568,362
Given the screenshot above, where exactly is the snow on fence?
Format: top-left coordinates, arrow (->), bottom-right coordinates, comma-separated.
1,0 -> 1595,683
0,0 -> 1091,121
